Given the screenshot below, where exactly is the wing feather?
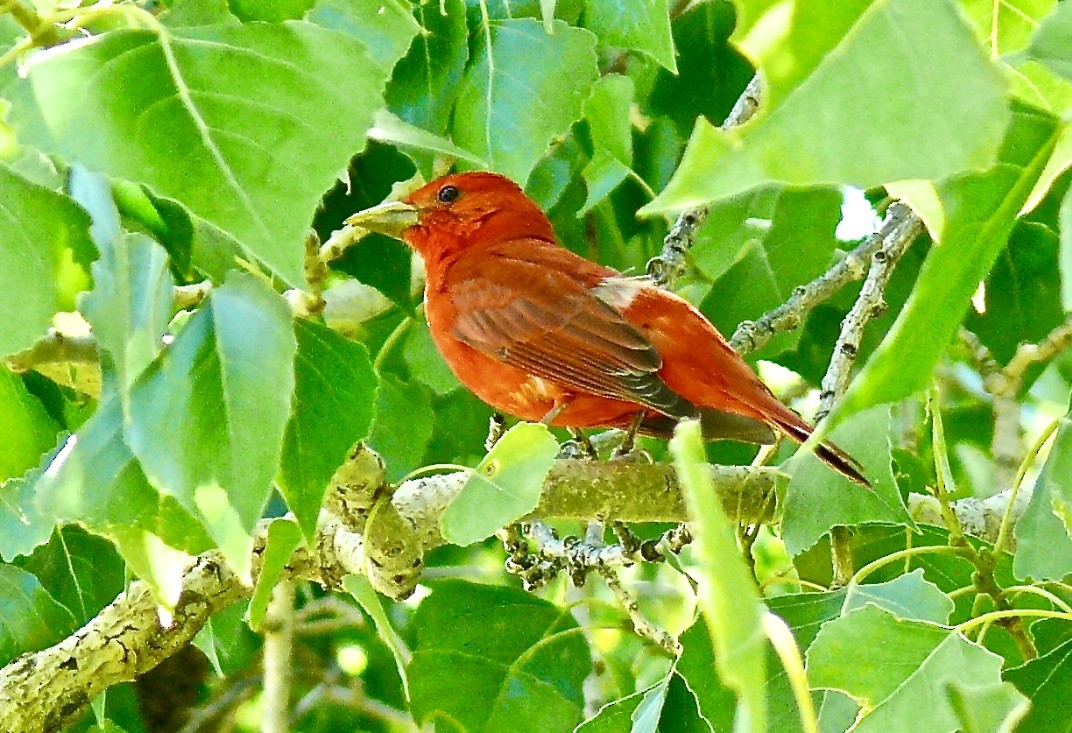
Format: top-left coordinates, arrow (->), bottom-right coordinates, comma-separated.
447,243 -> 697,420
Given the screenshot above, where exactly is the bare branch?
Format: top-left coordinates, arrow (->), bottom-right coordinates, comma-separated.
732,202 -> 923,357
647,76 -> 762,287
816,203 -> 922,421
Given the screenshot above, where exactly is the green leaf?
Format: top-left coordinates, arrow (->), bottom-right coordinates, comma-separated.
440,422 -> 559,546
963,222 -> 1064,364
73,169 -> 174,396
230,0 -> 314,22
1027,0 -> 1072,82
194,601 -> 260,676
0,368 -> 59,482
762,570 -> 953,731
386,0 -> 470,136
334,234 -> 414,312
0,564 -> 78,666
280,320 -> 377,542
34,393 -> 211,556
1005,636 -> 1072,732
580,74 -> 635,215
408,580 -> 591,732
643,0 -> 1010,213
837,102 -> 1059,416
782,406 -> 911,556
807,605 -> 1010,732
1015,413 -> 1072,580
306,0 -> 421,71
695,186 -> 842,358
344,574 -> 410,697
367,372 -> 434,482
0,474 -> 54,562
945,681 -> 1030,733
20,22 -> 396,286
369,109 -> 489,166
1061,183 -> 1072,312
669,420 -> 766,733
582,0 -> 676,71
961,0 -> 1056,57
403,319 -> 461,395
675,620 -> 744,732
247,519 -> 301,630
0,164 -> 94,357
125,272 -> 296,579
20,527 -> 125,627
452,18 -> 598,184
575,678 -> 683,733
108,526 -> 192,610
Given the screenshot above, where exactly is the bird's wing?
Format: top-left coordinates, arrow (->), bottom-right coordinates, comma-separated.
445,244 -> 698,420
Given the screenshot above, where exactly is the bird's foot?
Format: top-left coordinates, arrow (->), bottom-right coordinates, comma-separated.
610,412 -> 646,460
560,428 -> 598,460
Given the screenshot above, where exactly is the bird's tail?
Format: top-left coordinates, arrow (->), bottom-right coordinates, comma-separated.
771,413 -> 871,488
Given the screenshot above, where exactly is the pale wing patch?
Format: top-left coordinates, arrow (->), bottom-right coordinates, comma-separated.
591,276 -> 651,311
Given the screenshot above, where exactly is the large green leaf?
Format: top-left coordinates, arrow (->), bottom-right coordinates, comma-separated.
579,74 -> 635,215
452,18 -> 598,184
0,369 -> 59,482
695,186 -> 843,358
367,372 -> 434,482
1027,0 -> 1072,82
71,168 -> 173,396
279,320 -> 377,541
386,0 -> 470,136
125,272 -> 296,578
642,0 -> 1010,213
440,422 -> 559,546
1015,412 -> 1072,580
807,604 -> 1022,732
782,406 -> 911,556
963,221 -> 1064,364
837,103 -> 1059,416
0,565 -> 78,666
0,164 -> 94,357
1005,636 -> 1072,732
19,526 -> 125,628
305,0 -> 421,71
760,571 -> 954,732
670,421 -> 766,733
34,393 -> 210,555
19,20 -> 403,285
408,580 -> 591,732
960,0 -> 1056,57
1062,181 -> 1072,312
582,0 -> 676,71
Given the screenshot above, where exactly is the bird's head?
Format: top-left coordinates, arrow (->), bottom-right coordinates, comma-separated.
345,171 -> 556,264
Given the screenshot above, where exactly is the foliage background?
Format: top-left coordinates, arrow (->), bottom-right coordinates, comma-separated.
1,0 -> 1072,731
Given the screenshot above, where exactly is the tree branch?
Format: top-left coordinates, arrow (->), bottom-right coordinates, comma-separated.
731,201 -> 922,356
647,76 -> 762,288
0,450 -> 780,732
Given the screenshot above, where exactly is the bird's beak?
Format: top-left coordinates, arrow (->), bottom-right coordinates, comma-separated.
344,200 -> 420,240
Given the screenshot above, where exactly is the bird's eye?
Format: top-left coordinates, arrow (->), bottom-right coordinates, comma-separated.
437,185 -> 461,204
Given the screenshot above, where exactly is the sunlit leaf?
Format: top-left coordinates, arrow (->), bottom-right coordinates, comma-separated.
440,422 -> 559,546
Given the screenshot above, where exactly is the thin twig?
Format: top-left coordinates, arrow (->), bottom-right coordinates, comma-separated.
647,76 -> 762,288
597,566 -> 680,655
815,203 -> 922,421
261,581 -> 295,733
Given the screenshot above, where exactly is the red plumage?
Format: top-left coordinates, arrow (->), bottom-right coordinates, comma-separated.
348,171 -> 869,487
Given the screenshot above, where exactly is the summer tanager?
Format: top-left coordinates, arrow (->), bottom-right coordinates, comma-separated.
347,172 -> 869,486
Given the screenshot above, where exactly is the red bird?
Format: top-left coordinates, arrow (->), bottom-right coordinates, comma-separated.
347,172 -> 868,486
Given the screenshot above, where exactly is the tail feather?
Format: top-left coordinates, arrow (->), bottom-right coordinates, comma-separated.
773,416 -> 871,488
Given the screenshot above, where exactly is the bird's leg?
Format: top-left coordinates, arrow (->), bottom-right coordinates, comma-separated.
611,411 -> 646,460
539,402 -> 567,425
567,428 -> 598,459
485,412 -> 506,451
